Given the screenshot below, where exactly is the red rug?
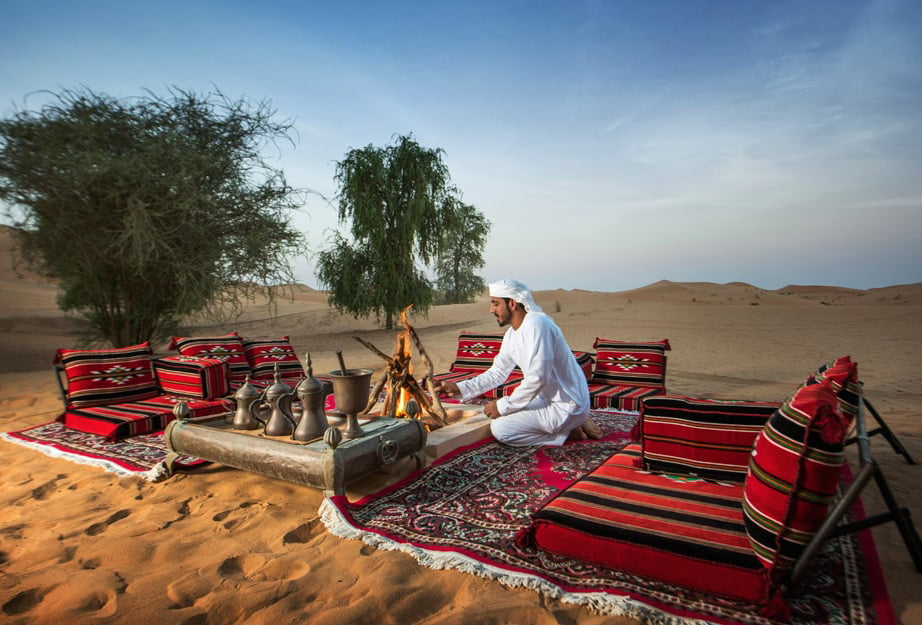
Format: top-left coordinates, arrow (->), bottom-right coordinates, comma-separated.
1,394 -> 345,480
1,421 -> 205,481
321,411 -> 895,625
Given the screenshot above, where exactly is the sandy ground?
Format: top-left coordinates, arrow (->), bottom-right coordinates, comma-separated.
1,231 -> 920,624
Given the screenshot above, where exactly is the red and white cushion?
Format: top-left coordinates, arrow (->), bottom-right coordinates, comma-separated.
55,342 -> 160,408
242,336 -> 304,381
449,332 -> 505,373
169,333 -> 251,383
154,355 -> 230,399
590,338 -> 670,388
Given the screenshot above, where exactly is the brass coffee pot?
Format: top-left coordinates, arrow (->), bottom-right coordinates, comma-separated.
261,364 -> 297,437
232,375 -> 262,430
292,353 -> 329,441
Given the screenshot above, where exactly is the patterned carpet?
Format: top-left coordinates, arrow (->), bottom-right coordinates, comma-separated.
1,421 -> 204,480
321,411 -> 894,625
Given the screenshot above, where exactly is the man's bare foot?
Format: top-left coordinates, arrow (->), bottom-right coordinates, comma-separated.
567,426 -> 588,441
582,418 -> 602,440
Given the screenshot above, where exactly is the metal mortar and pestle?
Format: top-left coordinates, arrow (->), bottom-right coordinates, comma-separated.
329,351 -> 373,439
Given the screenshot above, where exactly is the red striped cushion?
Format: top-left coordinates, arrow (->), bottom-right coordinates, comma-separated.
449,332 -> 505,373
640,396 -> 779,483
590,338 -> 670,387
154,355 -> 230,399
242,336 -> 304,380
804,356 -> 860,423
433,370 -> 504,399
60,395 -> 229,440
55,342 -> 160,408
169,333 -> 251,382
522,443 -> 770,604
742,382 -> 850,569
588,383 -> 664,412
572,350 -> 594,381
491,370 -> 526,398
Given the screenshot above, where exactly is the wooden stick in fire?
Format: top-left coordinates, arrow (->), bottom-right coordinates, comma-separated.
405,324 -> 448,424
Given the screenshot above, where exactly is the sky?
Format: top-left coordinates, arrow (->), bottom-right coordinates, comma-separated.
1,0 -> 921,292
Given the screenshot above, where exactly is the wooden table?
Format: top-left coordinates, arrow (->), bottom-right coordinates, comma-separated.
163,415 -> 427,496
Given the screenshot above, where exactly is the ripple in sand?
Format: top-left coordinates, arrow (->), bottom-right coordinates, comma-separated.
2,587 -> 47,615
84,509 -> 130,536
281,518 -> 321,544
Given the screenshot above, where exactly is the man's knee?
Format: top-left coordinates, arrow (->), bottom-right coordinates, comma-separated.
490,419 -> 528,446
490,417 -> 555,447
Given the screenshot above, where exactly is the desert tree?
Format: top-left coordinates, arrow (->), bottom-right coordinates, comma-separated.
434,199 -> 490,304
0,87 -> 307,347
316,134 -> 489,329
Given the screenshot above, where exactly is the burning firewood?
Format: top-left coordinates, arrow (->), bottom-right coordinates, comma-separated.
353,306 -> 448,426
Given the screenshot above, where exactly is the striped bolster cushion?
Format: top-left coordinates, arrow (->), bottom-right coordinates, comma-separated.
154,355 -> 230,399
242,336 -> 304,380
62,395 -> 229,440
470,351 -> 591,397
449,332 -> 505,372
804,356 -> 860,423
573,350 -> 594,381
590,338 -> 670,387
640,396 -> 779,483
492,370 -> 525,398
55,342 -> 160,408
433,370 -> 507,400
588,384 -> 664,412
169,333 -> 251,382
742,381 -> 850,569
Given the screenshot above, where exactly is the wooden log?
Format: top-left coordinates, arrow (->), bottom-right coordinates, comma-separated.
350,325 -> 447,425
353,336 -> 392,363
361,372 -> 388,415
406,324 -> 448,424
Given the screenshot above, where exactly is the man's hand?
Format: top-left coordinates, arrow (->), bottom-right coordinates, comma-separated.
433,379 -> 460,397
484,400 -> 500,419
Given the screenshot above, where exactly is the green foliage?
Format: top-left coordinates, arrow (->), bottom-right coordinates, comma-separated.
316,134 -> 489,328
434,199 -> 490,304
0,87 -> 306,347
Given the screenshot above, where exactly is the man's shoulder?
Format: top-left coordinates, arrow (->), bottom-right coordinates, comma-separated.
523,312 -> 560,332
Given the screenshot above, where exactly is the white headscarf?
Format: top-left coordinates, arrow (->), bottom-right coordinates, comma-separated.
488,279 -> 543,313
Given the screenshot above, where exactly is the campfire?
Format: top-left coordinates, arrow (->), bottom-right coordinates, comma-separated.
354,306 -> 449,428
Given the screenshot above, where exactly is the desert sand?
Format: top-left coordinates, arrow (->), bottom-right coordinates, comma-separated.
1,228 -> 920,624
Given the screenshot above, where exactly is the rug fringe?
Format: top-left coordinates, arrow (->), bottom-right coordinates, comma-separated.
318,498 -> 710,625
1,432 -> 165,482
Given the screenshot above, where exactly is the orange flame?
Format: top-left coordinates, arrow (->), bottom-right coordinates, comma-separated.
394,305 -> 414,417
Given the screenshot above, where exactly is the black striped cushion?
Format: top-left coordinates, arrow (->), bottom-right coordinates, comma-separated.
154,355 -> 230,399
169,333 -> 251,382
804,355 -> 860,422
491,371 -> 525,398
640,396 -> 779,482
523,443 -> 772,604
588,383 -> 664,412
573,350 -> 594,381
433,370 -> 504,399
60,395 -> 230,440
742,379 -> 851,569
242,336 -> 304,380
55,342 -> 160,408
590,338 -> 670,387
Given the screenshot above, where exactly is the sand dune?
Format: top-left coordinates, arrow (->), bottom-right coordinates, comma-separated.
1,226 -> 920,624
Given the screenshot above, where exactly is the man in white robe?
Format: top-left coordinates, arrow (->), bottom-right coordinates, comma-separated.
436,279 -> 600,446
